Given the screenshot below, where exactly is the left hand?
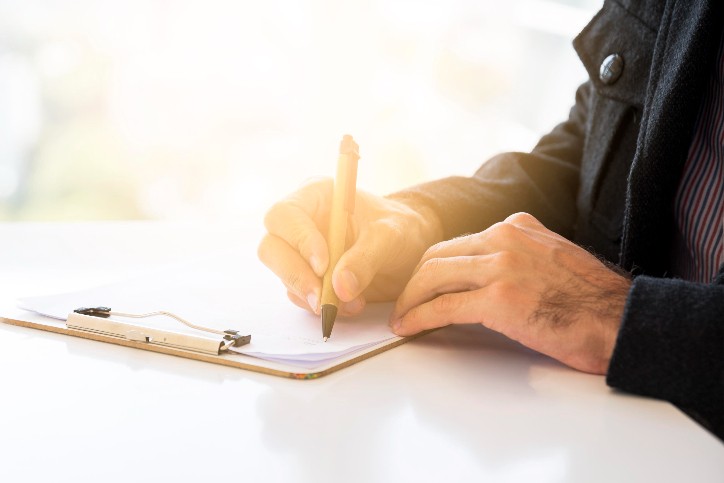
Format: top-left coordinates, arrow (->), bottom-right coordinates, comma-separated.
389,212 -> 631,374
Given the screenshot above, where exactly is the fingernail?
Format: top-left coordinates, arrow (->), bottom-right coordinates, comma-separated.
389,318 -> 402,333
307,292 -> 319,314
339,270 -> 359,296
310,255 -> 323,276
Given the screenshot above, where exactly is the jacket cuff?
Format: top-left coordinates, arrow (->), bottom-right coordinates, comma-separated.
606,275 -> 724,434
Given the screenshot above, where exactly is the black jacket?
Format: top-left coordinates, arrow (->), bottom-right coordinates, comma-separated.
393,0 -> 724,439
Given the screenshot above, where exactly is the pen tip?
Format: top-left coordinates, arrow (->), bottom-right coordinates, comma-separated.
321,303 -> 337,340
323,337 -> 328,342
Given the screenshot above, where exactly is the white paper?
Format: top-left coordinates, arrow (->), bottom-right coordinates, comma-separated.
18,250 -> 401,367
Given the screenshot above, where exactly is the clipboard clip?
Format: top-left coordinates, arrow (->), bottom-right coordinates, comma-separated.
68,306 -> 251,356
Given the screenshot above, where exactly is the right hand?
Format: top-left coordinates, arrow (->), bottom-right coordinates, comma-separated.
258,178 -> 443,316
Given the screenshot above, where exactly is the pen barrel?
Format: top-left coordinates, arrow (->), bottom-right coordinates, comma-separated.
321,151 -> 358,309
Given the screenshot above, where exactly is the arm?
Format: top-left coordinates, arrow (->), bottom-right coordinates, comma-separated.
389,81 -> 591,240
387,78 -> 724,437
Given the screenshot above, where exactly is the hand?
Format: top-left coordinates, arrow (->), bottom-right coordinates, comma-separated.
258,178 -> 443,316
389,212 -> 631,374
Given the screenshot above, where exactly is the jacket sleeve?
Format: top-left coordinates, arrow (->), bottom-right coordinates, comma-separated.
607,275 -> 724,439
388,81 -> 591,240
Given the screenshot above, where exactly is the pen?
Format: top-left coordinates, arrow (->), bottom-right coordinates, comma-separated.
321,134 -> 360,341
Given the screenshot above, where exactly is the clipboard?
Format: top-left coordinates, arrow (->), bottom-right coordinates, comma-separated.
0,308 -> 423,380
1,242 -> 425,379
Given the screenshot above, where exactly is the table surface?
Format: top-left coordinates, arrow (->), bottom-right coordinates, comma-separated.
0,221 -> 722,483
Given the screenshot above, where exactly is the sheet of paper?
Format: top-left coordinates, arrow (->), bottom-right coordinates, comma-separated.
17,250 -> 400,367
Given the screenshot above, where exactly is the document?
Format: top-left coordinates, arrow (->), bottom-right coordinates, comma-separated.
18,251 -> 400,368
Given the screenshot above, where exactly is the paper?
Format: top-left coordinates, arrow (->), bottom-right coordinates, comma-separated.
17,250 -> 400,368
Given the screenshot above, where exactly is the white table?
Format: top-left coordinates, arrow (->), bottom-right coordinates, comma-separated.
0,222 -> 721,483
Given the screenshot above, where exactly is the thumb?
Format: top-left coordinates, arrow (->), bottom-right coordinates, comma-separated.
332,220 -> 401,302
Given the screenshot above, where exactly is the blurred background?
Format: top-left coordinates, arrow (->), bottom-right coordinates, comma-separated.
0,0 -> 599,222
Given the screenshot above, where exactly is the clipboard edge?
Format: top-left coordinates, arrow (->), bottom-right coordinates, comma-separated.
0,314 -> 431,380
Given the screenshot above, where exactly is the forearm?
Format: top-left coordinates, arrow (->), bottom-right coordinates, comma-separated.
389,82 -> 592,241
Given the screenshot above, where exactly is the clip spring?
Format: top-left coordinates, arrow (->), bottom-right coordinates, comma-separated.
73,306 -> 251,351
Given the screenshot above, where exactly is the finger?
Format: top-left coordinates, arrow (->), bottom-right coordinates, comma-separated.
415,235 -> 482,272
332,219 -> 404,302
410,228 -> 499,275
287,290 -> 365,317
339,295 -> 367,317
415,214 -> 536,256
287,290 -> 313,313
264,179 -> 333,276
391,255 -> 492,321
412,221 -> 536,276
258,234 -> 321,312
391,279 -> 534,340
390,289 -> 489,336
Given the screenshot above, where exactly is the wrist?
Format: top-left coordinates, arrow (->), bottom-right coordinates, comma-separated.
385,193 -> 444,250
581,275 -> 630,374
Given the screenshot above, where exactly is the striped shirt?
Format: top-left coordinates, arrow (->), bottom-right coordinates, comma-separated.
672,32 -> 724,283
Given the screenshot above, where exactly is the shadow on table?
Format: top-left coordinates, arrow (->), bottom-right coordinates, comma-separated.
249,324 -> 638,482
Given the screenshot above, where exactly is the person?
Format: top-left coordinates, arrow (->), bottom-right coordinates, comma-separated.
258,0 -> 724,440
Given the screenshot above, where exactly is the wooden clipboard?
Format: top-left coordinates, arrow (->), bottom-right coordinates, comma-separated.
1,309 -> 423,379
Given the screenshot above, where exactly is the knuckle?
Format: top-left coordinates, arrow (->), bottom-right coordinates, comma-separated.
487,221 -> 523,242
263,202 -> 287,232
419,257 -> 444,281
400,306 -> 420,327
488,280 -> 515,301
495,221 -> 519,237
505,212 -> 534,224
257,235 -> 275,265
374,219 -> 405,248
293,227 -> 315,256
492,250 -> 519,270
266,209 -> 317,256
424,239 -> 449,259
284,270 -> 305,296
432,293 -> 459,314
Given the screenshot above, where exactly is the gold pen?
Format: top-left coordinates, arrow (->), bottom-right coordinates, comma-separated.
321,134 -> 360,341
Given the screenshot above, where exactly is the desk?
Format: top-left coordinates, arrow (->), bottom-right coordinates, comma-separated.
0,222 -> 721,483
